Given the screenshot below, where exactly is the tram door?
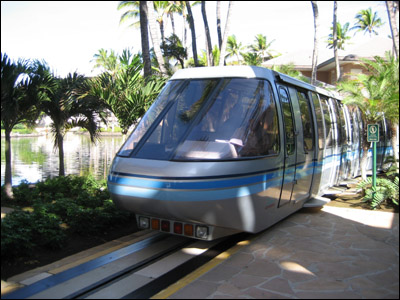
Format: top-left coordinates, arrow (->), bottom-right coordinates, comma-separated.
289,88 -> 315,202
277,86 -> 297,207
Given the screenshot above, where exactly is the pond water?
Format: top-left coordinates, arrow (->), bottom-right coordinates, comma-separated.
1,133 -> 125,186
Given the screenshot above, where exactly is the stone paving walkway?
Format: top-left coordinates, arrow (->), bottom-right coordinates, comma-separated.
168,206 -> 399,299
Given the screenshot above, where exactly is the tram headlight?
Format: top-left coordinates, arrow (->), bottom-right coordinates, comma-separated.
138,216 -> 150,229
195,225 -> 209,239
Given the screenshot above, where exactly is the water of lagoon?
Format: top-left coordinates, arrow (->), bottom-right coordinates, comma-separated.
1,133 -> 124,186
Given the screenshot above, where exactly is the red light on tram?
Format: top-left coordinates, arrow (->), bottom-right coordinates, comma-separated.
161,220 -> 170,232
174,222 -> 183,234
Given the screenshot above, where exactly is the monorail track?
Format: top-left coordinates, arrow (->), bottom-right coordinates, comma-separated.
4,231 -> 251,299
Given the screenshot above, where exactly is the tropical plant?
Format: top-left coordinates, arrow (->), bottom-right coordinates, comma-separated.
249,34 -> 277,62
1,53 -> 45,198
327,21 -> 351,50
201,1 -> 213,66
185,0 -> 199,67
226,35 -> 245,64
358,176 -> 399,209
351,7 -> 384,36
311,1 -> 319,85
218,1 -> 234,66
87,51 -> 166,134
38,71 -> 107,176
161,34 -> 187,69
386,1 -> 399,60
337,52 -> 399,178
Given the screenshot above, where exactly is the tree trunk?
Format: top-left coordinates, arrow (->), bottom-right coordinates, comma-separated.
333,1 -> 341,82
201,1 -> 213,66
147,1 -> 167,75
216,1 -> 222,50
4,129 -> 13,199
140,1 -> 152,79
57,132 -> 65,177
311,1 -> 319,85
186,1 -> 199,67
219,1 -> 234,66
390,125 -> 399,173
386,1 -> 399,60
360,143 -> 369,180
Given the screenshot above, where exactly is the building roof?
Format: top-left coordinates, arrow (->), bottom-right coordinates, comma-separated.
263,37 -> 393,70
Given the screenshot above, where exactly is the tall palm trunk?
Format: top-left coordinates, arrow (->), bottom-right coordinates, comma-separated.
386,1 -> 399,60
219,1 -> 234,66
147,1 -> 167,75
216,1 -> 222,50
4,129 -> 13,198
186,1 -> 199,67
140,1 -> 152,79
333,1 -> 341,82
201,1 -> 213,66
311,1 -> 319,85
56,129 -> 65,176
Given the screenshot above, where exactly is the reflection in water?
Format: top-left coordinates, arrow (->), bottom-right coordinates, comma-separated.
1,133 -> 124,186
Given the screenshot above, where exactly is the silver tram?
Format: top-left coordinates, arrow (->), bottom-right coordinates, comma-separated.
107,66 -> 393,240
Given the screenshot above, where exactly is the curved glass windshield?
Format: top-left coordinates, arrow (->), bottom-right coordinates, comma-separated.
117,78 -> 279,160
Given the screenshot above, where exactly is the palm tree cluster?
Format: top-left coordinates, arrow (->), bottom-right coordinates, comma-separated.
1,50 -> 165,199
338,51 -> 399,177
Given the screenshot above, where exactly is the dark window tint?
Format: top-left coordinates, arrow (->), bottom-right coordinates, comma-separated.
279,87 -> 295,156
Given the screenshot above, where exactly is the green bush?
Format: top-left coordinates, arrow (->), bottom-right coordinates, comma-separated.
358,176 -> 399,209
1,175 -> 135,261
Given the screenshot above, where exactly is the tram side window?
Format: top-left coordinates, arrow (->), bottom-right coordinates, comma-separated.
320,96 -> 333,148
338,104 -> 347,145
295,90 -> 314,152
279,87 -> 295,156
311,93 -> 325,150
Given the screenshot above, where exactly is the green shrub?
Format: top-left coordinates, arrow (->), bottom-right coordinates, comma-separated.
358,176 -> 399,209
1,175 -> 135,261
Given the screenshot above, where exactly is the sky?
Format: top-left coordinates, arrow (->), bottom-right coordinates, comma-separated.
1,1 -> 393,77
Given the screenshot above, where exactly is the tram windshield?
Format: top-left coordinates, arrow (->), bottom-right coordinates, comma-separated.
117,78 -> 279,160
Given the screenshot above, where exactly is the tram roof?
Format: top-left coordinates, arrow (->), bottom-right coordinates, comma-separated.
171,66 -> 342,101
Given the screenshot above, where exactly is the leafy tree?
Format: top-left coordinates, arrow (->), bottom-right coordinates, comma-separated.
337,52 -> 399,177
1,53 -> 44,198
226,35 -> 244,64
38,71 -> 107,177
327,21 -> 351,50
161,34 -> 187,69
351,7 -> 384,36
249,34 -> 277,62
311,1 -> 319,85
87,51 -> 166,134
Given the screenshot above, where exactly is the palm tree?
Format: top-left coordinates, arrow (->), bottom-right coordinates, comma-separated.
360,52 -> 399,171
87,51 -> 166,134
338,52 -> 399,177
140,1 -> 152,78
351,7 -> 384,36
311,1 -> 319,85
39,72 -> 106,177
118,1 -> 140,29
226,35 -> 244,64
386,1 -> 399,60
327,21 -> 351,50
201,1 -> 213,66
91,48 -> 119,75
219,1 -> 234,66
249,34 -> 276,62
185,1 -> 199,67
216,1 -> 222,50
147,1 -> 167,74
1,54 -> 43,198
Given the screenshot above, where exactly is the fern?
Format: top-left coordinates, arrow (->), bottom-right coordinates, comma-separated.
357,176 -> 399,209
